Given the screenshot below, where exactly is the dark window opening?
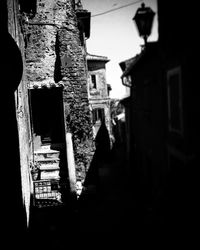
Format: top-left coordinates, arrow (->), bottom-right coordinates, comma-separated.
54,32 -> 62,83
30,88 -> 65,145
167,67 -> 183,134
169,75 -> 180,126
19,0 -> 37,15
92,108 -> 104,124
91,74 -> 97,89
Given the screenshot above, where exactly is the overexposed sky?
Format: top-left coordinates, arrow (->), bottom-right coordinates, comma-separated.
82,0 -> 158,99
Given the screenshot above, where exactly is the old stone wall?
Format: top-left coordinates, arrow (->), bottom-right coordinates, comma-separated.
24,1 -> 57,86
57,2 -> 94,180
24,0 -> 94,182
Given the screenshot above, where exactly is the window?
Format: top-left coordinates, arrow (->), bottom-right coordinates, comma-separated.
19,0 -> 37,15
167,66 -> 183,134
143,79 -> 152,111
92,108 -> 104,124
91,74 -> 97,89
122,75 -> 132,87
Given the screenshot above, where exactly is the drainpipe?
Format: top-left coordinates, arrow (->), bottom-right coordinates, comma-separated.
66,132 -> 77,195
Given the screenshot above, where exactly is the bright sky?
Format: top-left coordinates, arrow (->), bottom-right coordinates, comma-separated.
82,0 -> 158,99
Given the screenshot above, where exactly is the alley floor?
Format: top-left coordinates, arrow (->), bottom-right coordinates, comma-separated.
27,143 -> 137,247
27,142 -> 197,248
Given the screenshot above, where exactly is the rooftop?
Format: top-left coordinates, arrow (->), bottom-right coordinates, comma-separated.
86,53 -> 110,63
120,42 -> 159,77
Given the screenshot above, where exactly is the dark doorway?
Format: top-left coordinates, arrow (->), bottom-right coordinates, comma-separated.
30,88 -> 65,147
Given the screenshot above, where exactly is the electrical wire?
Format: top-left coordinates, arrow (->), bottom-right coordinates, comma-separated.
56,1 -> 143,20
20,1 -> 143,25
91,0 -> 142,17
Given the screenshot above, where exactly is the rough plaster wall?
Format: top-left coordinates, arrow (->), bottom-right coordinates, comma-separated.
88,68 -> 108,99
7,0 -> 32,225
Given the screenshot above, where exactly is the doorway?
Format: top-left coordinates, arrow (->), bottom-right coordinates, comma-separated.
30,88 -> 65,148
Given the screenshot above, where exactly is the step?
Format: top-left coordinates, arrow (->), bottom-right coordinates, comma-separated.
36,159 -> 60,169
34,147 -> 60,154
40,170 -> 60,180
39,165 -> 60,171
39,163 -> 60,170
36,158 -> 60,163
34,149 -> 60,160
40,145 -> 51,150
34,152 -> 60,160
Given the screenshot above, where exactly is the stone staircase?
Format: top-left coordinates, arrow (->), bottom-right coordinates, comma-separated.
34,145 -> 60,180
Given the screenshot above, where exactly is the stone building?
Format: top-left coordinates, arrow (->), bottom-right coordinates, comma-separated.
1,0 -> 94,236
87,53 -> 112,138
22,0 -> 93,198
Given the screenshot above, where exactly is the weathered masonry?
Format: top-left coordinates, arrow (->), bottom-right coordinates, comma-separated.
1,0 -> 94,240
22,0 -> 93,201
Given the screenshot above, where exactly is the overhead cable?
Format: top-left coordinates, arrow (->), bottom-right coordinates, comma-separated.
91,0 -> 142,17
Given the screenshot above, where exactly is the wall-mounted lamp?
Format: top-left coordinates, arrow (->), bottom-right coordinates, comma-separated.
133,3 -> 155,46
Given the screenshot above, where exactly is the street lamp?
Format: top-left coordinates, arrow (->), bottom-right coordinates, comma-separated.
133,3 -> 155,46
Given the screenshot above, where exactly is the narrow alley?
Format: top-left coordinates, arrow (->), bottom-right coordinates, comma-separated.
27,135 -> 197,248
2,1 -> 198,247
27,139 -> 135,247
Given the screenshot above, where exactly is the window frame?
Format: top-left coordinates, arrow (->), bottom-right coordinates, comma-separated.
167,66 -> 183,135
91,74 -> 97,89
92,108 -> 105,124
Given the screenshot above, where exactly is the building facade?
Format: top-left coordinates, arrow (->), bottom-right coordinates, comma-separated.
120,43 -> 166,211
22,0 -> 94,199
157,0 -> 198,227
87,53 -> 111,138
120,0 -> 199,227
1,0 -> 94,236
1,0 -> 33,242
